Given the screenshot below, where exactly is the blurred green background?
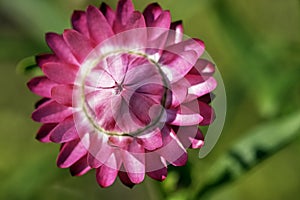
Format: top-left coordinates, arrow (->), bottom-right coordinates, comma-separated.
0,0 -> 299,199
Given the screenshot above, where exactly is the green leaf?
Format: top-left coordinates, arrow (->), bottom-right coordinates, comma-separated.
192,111 -> 300,200
16,56 -> 42,77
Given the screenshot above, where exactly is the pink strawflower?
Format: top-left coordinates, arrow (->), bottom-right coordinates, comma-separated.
28,0 -> 216,188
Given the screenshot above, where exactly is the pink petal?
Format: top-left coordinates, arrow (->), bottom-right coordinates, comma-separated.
27,76 -> 58,98
86,89 -> 120,131
87,6 -> 114,44
114,11 -> 146,33
122,140 -> 145,184
125,11 -> 146,30
32,100 -> 73,123
42,62 -> 78,84
189,137 -> 204,149
71,10 -> 90,39
182,73 -> 206,86
145,153 -> 167,181
115,0 -> 134,26
96,165 -> 118,188
85,68 -> 115,88
159,38 -> 205,83
198,101 -> 215,125
167,104 -> 203,126
35,123 -> 57,143
169,80 -> 188,107
57,139 -> 87,168
143,3 -> 162,24
70,155 -> 91,176
34,98 -> 50,109
87,153 -> 102,168
143,3 -> 171,29
198,93 -> 215,104
189,128 -> 204,149
103,104 -> 124,130
157,127 -> 187,166
137,128 -> 163,151
142,4 -> 170,55
135,83 -> 165,104
176,126 -> 204,149
166,21 -> 184,46
145,28 -> 169,56
87,133 -> 113,168
100,3 -> 115,27
63,29 -> 94,63
151,11 -> 171,28
147,167 -> 167,182
96,153 -> 120,187
36,54 -> 59,68
51,84 -> 73,107
127,55 -> 149,68
171,60 -> 215,105
45,32 -> 78,65
118,171 -> 135,188
92,94 -> 121,131
124,62 -> 160,86
186,77 -> 217,101
105,54 -> 128,83
109,97 -> 145,132
129,92 -> 158,126
181,59 -> 215,87
49,116 -> 78,143
192,59 -> 215,76
108,136 -> 133,149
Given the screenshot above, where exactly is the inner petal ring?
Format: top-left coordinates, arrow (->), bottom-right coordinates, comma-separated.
74,50 -> 169,137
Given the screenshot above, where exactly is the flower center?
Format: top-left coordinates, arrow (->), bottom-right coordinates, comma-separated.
77,52 -> 169,137
113,84 -> 123,95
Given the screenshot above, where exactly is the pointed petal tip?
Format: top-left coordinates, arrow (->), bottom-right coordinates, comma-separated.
193,38 -> 205,49
96,165 -> 118,188
147,167 -> 168,181
118,171 -> 136,188
100,2 -> 109,10
116,0 -> 135,24
172,152 -> 188,166
35,123 -> 57,143
56,139 -> 87,168
189,138 -> 204,149
35,54 -> 59,68
87,4 -> 114,44
31,100 -> 72,123
71,10 -> 85,21
170,20 -> 183,32
28,76 -> 58,98
45,32 -> 78,65
69,155 -> 91,176
127,173 -> 145,184
87,4 -> 98,11
45,32 -> 57,39
143,2 -> 162,16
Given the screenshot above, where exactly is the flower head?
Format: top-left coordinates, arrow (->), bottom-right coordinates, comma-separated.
28,0 -> 217,188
